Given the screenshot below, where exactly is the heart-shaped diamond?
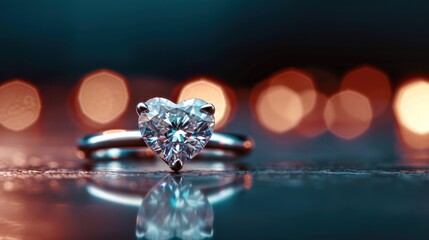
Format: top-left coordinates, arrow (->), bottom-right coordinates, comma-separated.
138,98 -> 215,171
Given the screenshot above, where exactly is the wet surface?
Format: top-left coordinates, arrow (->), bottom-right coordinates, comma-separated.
1,163 -> 429,240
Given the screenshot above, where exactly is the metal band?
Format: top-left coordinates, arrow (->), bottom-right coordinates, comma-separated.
78,130 -> 253,161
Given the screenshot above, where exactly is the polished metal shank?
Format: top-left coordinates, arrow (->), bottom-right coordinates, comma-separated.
78,130 -> 253,161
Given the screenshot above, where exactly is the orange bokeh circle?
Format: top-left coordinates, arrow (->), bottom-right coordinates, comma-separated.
76,69 -> 130,127
0,80 -> 42,131
175,78 -> 235,130
324,90 -> 373,140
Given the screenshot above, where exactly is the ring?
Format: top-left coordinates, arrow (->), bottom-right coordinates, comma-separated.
77,97 -> 254,171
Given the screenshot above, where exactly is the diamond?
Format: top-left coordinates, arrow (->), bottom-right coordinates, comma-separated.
138,98 -> 215,171
136,175 -> 214,239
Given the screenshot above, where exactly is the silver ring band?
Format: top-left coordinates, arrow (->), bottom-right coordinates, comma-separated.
78,130 -> 253,161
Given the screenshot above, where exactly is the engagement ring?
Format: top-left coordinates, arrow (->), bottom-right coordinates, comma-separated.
78,98 -> 253,171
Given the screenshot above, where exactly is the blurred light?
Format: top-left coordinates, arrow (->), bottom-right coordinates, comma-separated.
243,140 -> 253,150
324,90 -> 373,139
394,80 -> 429,150
341,66 -> 391,116
77,70 -> 129,126
397,124 -> 429,150
269,68 -> 317,116
102,129 -> 127,135
394,80 -> 429,135
244,173 -> 253,190
296,92 -> 328,137
0,80 -> 42,131
177,78 -> 234,129
12,151 -> 26,166
255,85 -> 304,133
3,181 -> 14,191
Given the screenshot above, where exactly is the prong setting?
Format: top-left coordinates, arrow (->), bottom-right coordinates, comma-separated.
136,102 -> 149,115
200,104 -> 215,115
170,160 -> 184,172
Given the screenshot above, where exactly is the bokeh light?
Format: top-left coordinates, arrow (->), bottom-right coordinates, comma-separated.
341,66 -> 391,116
0,80 -> 42,131
102,129 -> 127,135
177,78 -> 234,130
254,85 -> 304,133
244,173 -> 253,190
268,68 -> 317,116
397,124 -> 429,150
394,80 -> 429,135
76,70 -> 129,126
324,90 -> 373,140
296,92 -> 328,137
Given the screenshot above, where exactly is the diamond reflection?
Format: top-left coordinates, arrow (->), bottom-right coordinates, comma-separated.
136,175 -> 213,240
86,172 -> 251,239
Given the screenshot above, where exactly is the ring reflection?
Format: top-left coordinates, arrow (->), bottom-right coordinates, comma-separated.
86,171 -> 252,240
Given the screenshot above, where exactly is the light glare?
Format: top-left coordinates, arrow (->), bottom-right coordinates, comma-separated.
177,79 -> 233,130
0,80 -> 42,131
324,90 -> 373,139
77,70 -> 130,126
394,80 -> 429,135
255,85 -> 304,133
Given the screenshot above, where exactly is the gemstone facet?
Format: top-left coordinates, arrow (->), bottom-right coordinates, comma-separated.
138,98 -> 215,171
136,175 -> 214,240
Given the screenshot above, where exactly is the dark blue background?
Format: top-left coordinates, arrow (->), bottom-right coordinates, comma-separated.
1,0 -> 429,86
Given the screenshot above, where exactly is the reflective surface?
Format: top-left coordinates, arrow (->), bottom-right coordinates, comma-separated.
1,163 -> 429,239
